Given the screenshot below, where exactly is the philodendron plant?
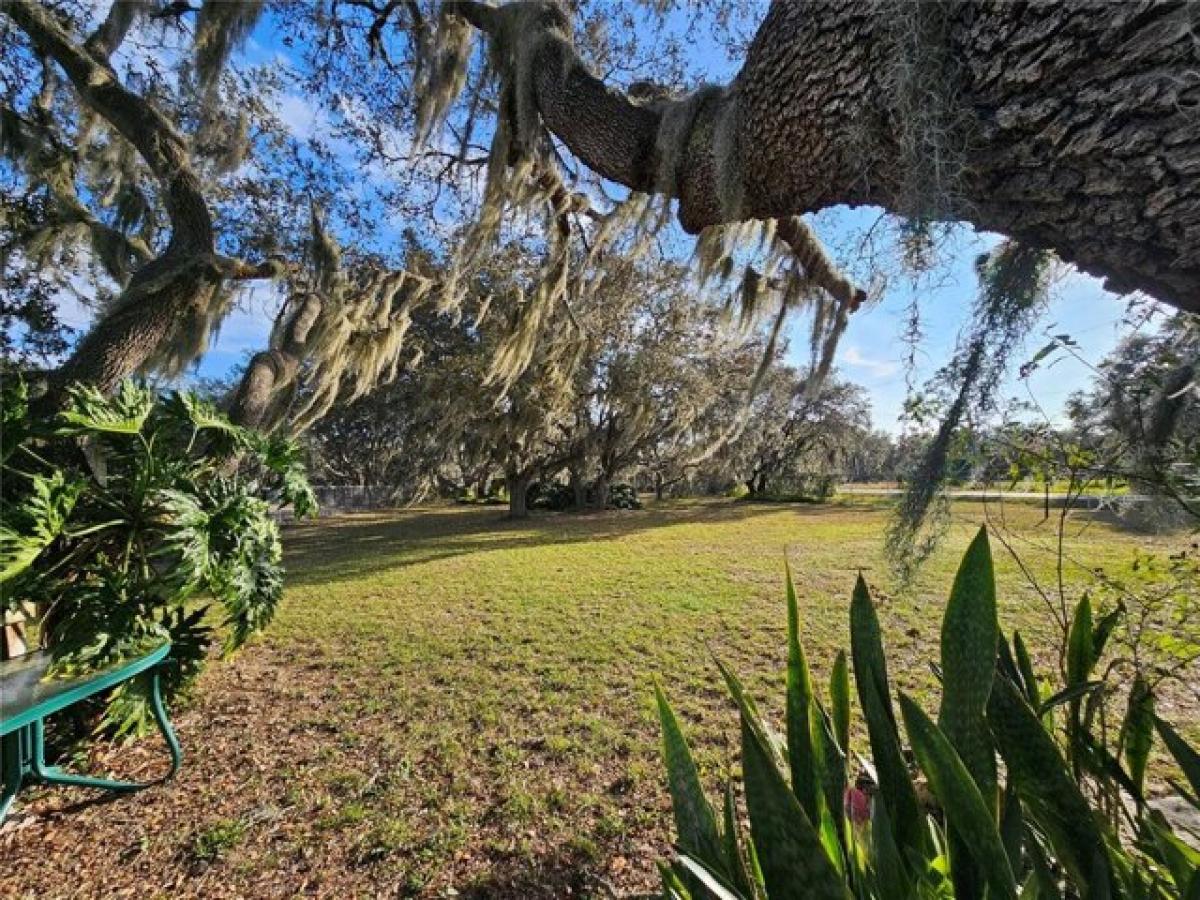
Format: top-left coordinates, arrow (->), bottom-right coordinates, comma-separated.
0,379 -> 316,736
655,527 -> 1200,899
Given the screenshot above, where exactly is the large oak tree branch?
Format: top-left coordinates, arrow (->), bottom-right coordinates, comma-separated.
7,0 -> 212,254
6,0 -> 280,395
449,0 -> 1200,313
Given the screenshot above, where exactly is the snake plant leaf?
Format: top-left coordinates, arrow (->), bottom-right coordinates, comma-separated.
716,659 -> 786,771
1012,630 -> 1040,707
739,715 -> 849,900
1155,716 -> 1200,804
1080,731 -> 1144,806
676,855 -> 747,900
814,704 -> 847,840
849,574 -> 925,861
721,781 -> 756,898
1038,680 -> 1104,717
660,861 -> 693,900
870,795 -> 913,900
986,674 -> 1115,895
1067,595 -> 1095,686
1122,675 -> 1155,796
900,694 -> 1016,900
785,561 -> 822,825
1022,827 -> 1063,900
830,649 -> 851,756
999,783 -> 1024,879
656,683 -> 727,875
1147,809 -> 1200,894
938,526 -> 999,899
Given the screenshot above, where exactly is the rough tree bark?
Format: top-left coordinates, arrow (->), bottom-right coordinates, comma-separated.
506,469 -> 532,519
590,472 -> 610,510
451,0 -> 1200,313
226,295 -> 323,431
6,0 -> 279,396
569,466 -> 588,510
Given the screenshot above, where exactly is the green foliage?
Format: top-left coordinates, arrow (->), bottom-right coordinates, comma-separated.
607,483 -> 643,510
654,526 -> 1200,898
0,378 -> 315,735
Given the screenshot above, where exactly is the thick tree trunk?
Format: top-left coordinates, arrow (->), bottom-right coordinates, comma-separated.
569,468 -> 588,510
591,474 -> 610,510
654,472 -> 665,502
507,471 -> 532,519
456,0 -> 1200,312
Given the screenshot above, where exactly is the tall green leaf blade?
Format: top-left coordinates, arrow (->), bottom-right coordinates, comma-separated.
660,861 -> 694,900
900,695 -> 1016,900
721,781 -> 755,898
1122,675 -> 1154,796
716,659 -> 786,771
938,526 -> 998,794
999,784 -> 1024,878
676,855 -> 747,900
938,527 -> 999,898
1067,595 -> 1095,686
986,675 -> 1114,895
869,795 -> 912,900
830,649 -> 851,756
1012,630 -> 1040,707
814,704 -> 847,839
785,561 -> 822,824
849,574 -> 925,861
1147,810 -> 1200,894
1065,595 -> 1095,776
740,715 -> 849,900
656,684 -> 727,875
1155,716 -> 1200,803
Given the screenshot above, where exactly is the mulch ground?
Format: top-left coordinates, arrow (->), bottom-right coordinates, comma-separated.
1,646 -> 668,899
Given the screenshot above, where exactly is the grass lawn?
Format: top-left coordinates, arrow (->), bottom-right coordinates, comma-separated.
3,499 -> 1195,898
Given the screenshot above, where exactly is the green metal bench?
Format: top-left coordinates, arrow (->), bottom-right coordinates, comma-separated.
0,642 -> 181,823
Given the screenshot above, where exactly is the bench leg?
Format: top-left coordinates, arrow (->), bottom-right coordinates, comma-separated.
29,665 -> 182,793
0,730 -> 27,823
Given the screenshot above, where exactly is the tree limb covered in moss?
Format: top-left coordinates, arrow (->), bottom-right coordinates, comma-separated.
446,0 -> 1200,314
4,0 -> 281,393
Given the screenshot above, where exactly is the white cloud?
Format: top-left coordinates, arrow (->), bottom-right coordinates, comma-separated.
841,344 -> 899,379
276,93 -> 325,142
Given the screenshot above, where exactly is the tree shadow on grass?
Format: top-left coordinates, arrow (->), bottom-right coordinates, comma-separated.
281,499 -> 877,589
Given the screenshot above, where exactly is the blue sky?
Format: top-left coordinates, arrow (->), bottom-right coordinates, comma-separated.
45,1 -> 1142,434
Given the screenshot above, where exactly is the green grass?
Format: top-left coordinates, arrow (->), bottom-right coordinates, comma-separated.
269,498 -> 1191,892
7,498 -> 1194,898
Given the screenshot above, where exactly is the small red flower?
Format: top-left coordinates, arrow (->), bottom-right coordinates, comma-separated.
844,786 -> 871,827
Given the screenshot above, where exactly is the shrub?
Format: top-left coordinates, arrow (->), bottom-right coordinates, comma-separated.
654,527 -> 1200,898
528,480 -> 575,511
607,483 -> 642,510
526,481 -> 642,510
0,379 -> 315,736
